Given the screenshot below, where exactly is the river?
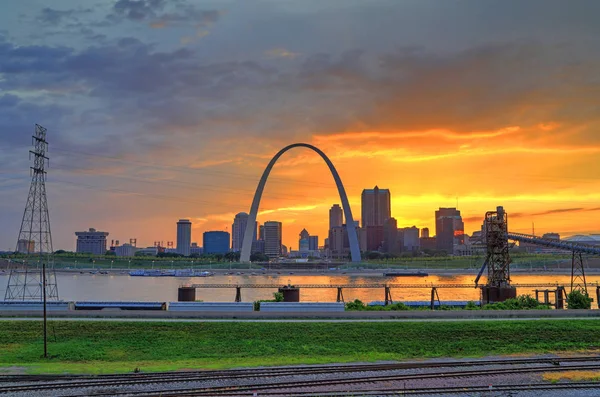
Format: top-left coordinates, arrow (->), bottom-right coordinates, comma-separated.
1,272 -> 595,303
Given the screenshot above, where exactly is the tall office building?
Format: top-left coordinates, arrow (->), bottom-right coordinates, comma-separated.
203,231 -> 230,254
329,204 -> 343,230
263,221 -> 282,259
382,217 -> 400,254
421,228 -> 430,238
299,228 -> 310,251
176,219 -> 192,256
75,228 -> 109,255
232,212 -> 257,252
435,208 -> 464,254
362,186 -> 391,251
361,186 -> 391,227
402,226 -> 420,251
308,235 -> 319,251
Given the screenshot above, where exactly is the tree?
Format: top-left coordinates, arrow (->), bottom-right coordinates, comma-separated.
566,290 -> 593,309
250,252 -> 269,262
105,250 -> 116,256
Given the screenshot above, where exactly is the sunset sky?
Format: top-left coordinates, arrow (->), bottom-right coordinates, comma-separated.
1,0 -> 599,252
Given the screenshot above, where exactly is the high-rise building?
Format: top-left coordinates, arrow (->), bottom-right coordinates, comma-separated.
75,228 -> 109,255
361,186 -> 391,227
263,221 -> 282,259
232,212 -> 257,252
329,222 -> 365,259
421,228 -> 430,238
259,225 -> 265,240
308,235 -> 319,251
299,228 -> 310,252
203,231 -> 230,254
382,218 -> 400,254
362,186 -> 391,251
435,208 -> 464,254
176,219 -> 192,256
402,226 -> 420,251
329,204 -> 343,230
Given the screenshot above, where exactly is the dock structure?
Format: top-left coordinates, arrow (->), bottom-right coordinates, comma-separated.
184,283 -> 599,306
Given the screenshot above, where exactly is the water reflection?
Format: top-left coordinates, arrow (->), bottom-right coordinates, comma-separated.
0,273 -> 592,303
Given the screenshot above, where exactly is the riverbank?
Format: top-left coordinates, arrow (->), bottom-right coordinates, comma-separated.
0,319 -> 599,374
6,267 -> 600,277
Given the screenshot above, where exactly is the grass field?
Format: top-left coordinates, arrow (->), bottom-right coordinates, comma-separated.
0,320 -> 599,374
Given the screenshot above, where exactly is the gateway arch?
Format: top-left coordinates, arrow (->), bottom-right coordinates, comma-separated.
240,143 -> 361,263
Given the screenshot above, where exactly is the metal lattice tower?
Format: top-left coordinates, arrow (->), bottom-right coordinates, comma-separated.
571,251 -> 588,295
485,206 -> 512,288
4,124 -> 59,301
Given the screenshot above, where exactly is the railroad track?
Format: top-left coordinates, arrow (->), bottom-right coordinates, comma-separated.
215,382 -> 600,396
1,355 -> 598,384
83,364 -> 600,396
1,357 -> 599,395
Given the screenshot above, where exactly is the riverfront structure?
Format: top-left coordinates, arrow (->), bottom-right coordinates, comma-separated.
75,228 -> 109,255
240,143 -> 361,263
176,219 -> 192,256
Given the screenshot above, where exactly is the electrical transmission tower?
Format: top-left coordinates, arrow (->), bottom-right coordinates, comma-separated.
4,124 -> 59,301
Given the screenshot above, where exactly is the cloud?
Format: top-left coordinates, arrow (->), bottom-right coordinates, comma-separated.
36,7 -> 92,26
265,48 -> 300,59
112,0 -> 166,21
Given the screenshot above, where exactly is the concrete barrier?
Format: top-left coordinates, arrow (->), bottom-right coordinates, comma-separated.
0,301 -> 70,312
168,302 -> 254,312
260,302 -> 345,312
74,301 -> 166,310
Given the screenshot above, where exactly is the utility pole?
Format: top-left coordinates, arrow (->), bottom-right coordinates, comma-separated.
42,261 -> 47,358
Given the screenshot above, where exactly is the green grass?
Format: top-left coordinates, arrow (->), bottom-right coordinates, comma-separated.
0,320 -> 599,374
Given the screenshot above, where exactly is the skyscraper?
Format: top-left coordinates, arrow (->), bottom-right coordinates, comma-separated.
263,221 -> 282,259
361,186 -> 391,227
435,208 -> 464,254
232,212 -> 256,252
176,219 -> 192,256
362,186 -> 391,251
308,235 -> 319,251
299,228 -> 310,252
203,231 -> 230,254
329,204 -> 343,230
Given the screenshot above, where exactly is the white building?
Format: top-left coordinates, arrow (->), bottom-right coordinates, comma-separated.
136,246 -> 159,256
75,228 -> 109,255
176,219 -> 192,256
115,243 -> 137,257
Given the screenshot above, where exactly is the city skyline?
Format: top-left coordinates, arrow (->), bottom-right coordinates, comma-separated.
1,1 -> 600,251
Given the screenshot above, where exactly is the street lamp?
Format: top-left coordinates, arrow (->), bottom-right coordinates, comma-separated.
171,260 -> 174,269
128,260 -> 131,269
152,260 -> 155,269
111,260 -> 114,270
